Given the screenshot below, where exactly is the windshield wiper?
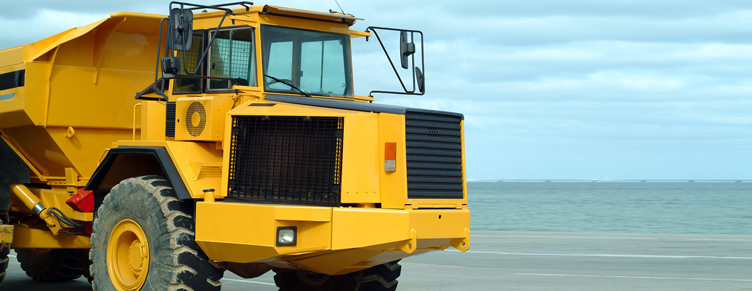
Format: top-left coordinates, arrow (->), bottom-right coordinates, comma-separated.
264,74 -> 312,97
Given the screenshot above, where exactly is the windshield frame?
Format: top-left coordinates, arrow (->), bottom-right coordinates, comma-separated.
260,24 -> 354,98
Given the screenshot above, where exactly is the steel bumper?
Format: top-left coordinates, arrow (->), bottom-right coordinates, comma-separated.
194,202 -> 470,274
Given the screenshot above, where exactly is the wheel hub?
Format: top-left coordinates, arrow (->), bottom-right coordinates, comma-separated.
128,240 -> 144,274
107,219 -> 149,291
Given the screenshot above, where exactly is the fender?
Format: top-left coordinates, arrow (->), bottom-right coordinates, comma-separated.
85,147 -> 191,210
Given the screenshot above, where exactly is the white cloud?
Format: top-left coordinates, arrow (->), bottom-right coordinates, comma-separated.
0,9 -> 106,48
1,0 -> 750,179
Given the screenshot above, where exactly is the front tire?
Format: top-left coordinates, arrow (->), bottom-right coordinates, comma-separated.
273,260 -> 401,291
90,175 -> 223,291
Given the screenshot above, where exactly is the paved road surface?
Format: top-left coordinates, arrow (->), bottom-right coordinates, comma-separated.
3,231 -> 751,290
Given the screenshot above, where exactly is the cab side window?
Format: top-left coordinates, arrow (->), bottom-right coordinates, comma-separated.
174,31 -> 205,94
208,28 -> 256,90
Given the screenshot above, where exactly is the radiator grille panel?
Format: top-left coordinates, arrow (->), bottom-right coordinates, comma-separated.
405,110 -> 464,199
228,116 -> 343,206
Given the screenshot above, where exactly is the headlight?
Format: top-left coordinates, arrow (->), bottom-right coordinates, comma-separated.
276,226 -> 297,246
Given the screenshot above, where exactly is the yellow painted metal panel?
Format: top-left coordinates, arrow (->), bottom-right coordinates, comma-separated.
196,241 -> 281,264
6,126 -> 72,177
340,113 -> 380,203
0,87 -> 32,128
11,226 -> 90,249
46,127 -> 132,179
331,208 -> 410,250
378,113 -> 408,209
1,13 -> 166,186
195,201 -> 469,273
228,100 -> 352,117
141,101 -> 167,141
274,206 -> 332,222
0,46 -> 22,67
45,66 -> 149,128
292,247 -> 384,276
408,209 -> 470,239
174,96 -> 234,141
0,225 -> 13,245
20,62 -> 51,127
116,140 -> 224,199
195,202 -> 332,262
195,202 -> 275,246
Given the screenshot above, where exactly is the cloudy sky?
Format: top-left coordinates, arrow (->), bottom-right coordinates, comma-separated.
2,1 -> 751,180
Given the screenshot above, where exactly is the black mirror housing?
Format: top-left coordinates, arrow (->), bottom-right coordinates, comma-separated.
400,31 -> 415,69
415,67 -> 425,94
170,8 -> 194,51
161,57 -> 180,79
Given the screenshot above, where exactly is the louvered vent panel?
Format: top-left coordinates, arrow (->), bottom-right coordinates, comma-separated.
405,110 -> 464,199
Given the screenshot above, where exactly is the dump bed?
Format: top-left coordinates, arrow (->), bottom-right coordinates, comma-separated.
0,13 -> 163,179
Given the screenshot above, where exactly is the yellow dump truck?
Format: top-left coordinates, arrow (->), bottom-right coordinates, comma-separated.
0,2 -> 469,290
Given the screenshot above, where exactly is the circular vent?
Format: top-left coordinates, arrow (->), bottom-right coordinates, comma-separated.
185,102 -> 206,137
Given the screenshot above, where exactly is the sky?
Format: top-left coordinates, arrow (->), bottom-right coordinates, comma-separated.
1,0 -> 751,180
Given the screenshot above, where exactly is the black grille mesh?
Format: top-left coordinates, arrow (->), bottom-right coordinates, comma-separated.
405,110 -> 464,199
228,116 -> 343,206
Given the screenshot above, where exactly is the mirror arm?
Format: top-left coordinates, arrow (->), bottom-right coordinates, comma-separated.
365,26 -> 425,96
136,17 -> 171,101
366,27 -> 410,95
183,9 -> 234,76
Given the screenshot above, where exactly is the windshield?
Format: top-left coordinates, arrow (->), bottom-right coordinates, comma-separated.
261,25 -> 353,97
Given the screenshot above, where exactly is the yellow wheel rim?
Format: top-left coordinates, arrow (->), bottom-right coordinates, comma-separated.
107,219 -> 149,291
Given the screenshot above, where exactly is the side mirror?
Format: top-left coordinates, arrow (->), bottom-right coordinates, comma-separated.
161,57 -> 180,79
169,8 -> 193,51
365,26 -> 425,96
400,31 -> 415,69
415,67 -> 425,94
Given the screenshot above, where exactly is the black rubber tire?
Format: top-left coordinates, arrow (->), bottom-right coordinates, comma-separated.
90,175 -> 223,291
74,249 -> 93,283
16,248 -> 83,282
273,260 -> 401,291
0,245 -> 7,286
0,213 -> 9,286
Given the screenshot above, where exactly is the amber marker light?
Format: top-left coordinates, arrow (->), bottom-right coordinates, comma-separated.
385,142 -> 397,172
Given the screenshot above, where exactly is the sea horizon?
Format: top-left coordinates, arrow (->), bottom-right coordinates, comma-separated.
467,181 -> 751,235
468,179 -> 752,183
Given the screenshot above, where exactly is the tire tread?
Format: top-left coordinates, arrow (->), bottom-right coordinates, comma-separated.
90,175 -> 223,291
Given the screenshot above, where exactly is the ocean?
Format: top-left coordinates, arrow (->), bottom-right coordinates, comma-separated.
468,181 -> 752,235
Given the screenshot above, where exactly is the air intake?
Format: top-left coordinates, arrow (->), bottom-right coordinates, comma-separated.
227,116 -> 344,206
185,102 -> 206,137
405,109 -> 464,199
165,102 -> 176,137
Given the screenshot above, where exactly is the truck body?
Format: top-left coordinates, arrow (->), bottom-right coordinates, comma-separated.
0,3 -> 469,290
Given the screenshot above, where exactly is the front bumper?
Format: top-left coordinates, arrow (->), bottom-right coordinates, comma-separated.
195,201 -> 470,275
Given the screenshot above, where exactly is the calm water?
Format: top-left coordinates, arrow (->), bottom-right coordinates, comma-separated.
468,182 -> 752,235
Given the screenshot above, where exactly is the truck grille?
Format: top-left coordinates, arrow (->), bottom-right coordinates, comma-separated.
228,116 -> 343,206
405,110 -> 464,199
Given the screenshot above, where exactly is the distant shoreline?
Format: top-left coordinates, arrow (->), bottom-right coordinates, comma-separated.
468,179 -> 752,183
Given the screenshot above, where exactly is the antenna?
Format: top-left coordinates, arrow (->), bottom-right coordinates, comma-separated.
334,0 -> 346,15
